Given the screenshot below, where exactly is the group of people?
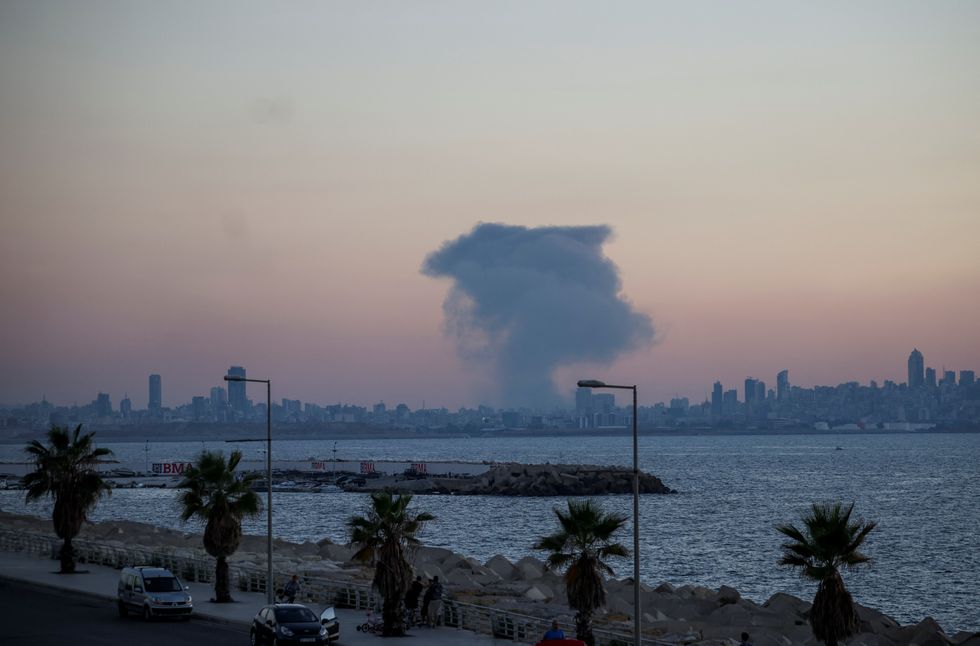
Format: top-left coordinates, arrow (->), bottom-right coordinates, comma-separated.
404,574 -> 444,627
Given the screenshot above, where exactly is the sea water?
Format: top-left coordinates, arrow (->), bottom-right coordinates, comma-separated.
1,432 -> 977,632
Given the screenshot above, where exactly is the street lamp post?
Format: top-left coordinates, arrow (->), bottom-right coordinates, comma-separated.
224,374 -> 274,604
578,379 -> 641,646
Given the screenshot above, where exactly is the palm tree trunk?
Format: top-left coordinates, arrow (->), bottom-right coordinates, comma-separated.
59,535 -> 75,573
381,594 -> 405,636
214,555 -> 232,602
575,609 -> 595,646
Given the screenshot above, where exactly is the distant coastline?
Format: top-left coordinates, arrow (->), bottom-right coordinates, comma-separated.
1,422 -> 978,444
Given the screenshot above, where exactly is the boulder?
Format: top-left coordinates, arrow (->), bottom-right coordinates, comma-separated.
763,592 -> 810,619
485,555 -> 517,580
318,544 -> 353,562
513,556 -> 545,581
446,570 -> 477,588
413,546 -> 455,564
903,617 -> 952,646
716,585 -> 741,605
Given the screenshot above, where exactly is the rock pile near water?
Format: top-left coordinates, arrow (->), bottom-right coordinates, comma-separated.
349,463 -> 675,496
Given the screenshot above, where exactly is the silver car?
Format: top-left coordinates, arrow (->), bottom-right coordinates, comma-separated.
117,566 -> 193,620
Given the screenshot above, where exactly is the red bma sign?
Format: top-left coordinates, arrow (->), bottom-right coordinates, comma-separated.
151,462 -> 194,475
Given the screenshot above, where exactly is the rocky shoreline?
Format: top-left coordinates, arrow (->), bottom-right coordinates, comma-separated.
0,511 -> 974,645
343,462 -> 676,496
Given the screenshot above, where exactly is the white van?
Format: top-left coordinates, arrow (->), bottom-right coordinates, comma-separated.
117,566 -> 193,620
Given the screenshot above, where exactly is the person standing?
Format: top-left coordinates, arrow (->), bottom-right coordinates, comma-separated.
425,576 -> 443,627
542,620 -> 565,640
283,574 -> 300,603
405,575 -> 423,626
738,632 -> 754,646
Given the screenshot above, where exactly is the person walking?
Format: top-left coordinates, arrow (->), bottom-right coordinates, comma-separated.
425,576 -> 443,627
738,632 -> 754,646
283,574 -> 300,603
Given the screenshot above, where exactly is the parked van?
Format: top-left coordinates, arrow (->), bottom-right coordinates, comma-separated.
117,566 -> 193,620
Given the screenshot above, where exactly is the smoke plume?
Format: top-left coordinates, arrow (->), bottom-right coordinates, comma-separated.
422,223 -> 654,407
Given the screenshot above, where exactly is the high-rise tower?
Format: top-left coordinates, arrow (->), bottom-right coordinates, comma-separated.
908,349 -> 924,388
777,370 -> 790,401
711,381 -> 723,417
227,366 -> 247,413
148,374 -> 162,411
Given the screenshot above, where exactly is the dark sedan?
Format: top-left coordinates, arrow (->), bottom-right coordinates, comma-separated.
249,604 -> 338,646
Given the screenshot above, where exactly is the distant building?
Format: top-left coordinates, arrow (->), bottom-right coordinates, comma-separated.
95,393 -> 112,418
723,389 -> 738,415
925,367 -> 937,388
501,411 -> 522,428
592,393 -> 615,413
227,366 -> 246,413
941,370 -> 956,387
120,395 -> 132,418
908,349 -> 924,388
210,386 -> 226,408
575,387 -> 593,414
373,401 -> 386,415
777,370 -> 790,401
192,396 -> 207,420
961,370 -> 976,387
711,381 -> 723,417
755,380 -> 766,403
149,374 -> 162,411
744,378 -> 758,404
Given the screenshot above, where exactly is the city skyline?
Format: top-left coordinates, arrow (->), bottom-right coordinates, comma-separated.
5,346 -> 976,412
2,3 -> 979,409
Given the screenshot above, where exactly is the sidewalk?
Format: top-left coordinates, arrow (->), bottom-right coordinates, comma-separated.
0,550 -> 520,646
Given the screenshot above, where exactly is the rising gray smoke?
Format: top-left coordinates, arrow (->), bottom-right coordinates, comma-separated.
422,223 -> 654,407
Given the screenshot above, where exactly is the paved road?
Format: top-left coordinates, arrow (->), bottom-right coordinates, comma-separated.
0,579 -> 247,646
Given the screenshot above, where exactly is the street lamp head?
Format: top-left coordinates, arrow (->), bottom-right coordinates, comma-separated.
224,375 -> 245,382
577,379 -> 606,388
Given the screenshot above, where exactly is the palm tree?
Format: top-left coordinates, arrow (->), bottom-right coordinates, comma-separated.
348,492 -> 435,636
23,424 -> 113,573
533,499 -> 629,646
776,502 -> 877,646
177,450 -> 260,602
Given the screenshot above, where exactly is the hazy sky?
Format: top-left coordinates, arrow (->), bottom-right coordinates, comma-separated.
1,1 -> 978,409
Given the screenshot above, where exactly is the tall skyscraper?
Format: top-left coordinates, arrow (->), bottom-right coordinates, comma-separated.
755,380 -> 766,403
960,370 -> 976,387
908,349 -> 924,388
777,370 -> 790,401
227,366 -> 246,413
744,377 -> 758,403
120,395 -> 132,418
148,374 -> 162,410
925,367 -> 937,388
941,370 -> 956,387
711,381 -> 723,417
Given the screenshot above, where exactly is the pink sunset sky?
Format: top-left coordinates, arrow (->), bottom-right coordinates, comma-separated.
1,2 -> 978,409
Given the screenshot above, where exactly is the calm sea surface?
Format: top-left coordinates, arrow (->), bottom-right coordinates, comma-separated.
1,433 -> 978,632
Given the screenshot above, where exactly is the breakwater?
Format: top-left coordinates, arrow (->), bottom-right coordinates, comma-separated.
344,463 -> 675,496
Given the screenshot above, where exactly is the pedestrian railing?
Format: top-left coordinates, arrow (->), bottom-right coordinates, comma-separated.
0,528 -> 678,645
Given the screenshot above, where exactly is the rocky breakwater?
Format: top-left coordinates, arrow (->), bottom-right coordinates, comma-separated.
346,462 -> 676,496
1,511 -> 975,645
